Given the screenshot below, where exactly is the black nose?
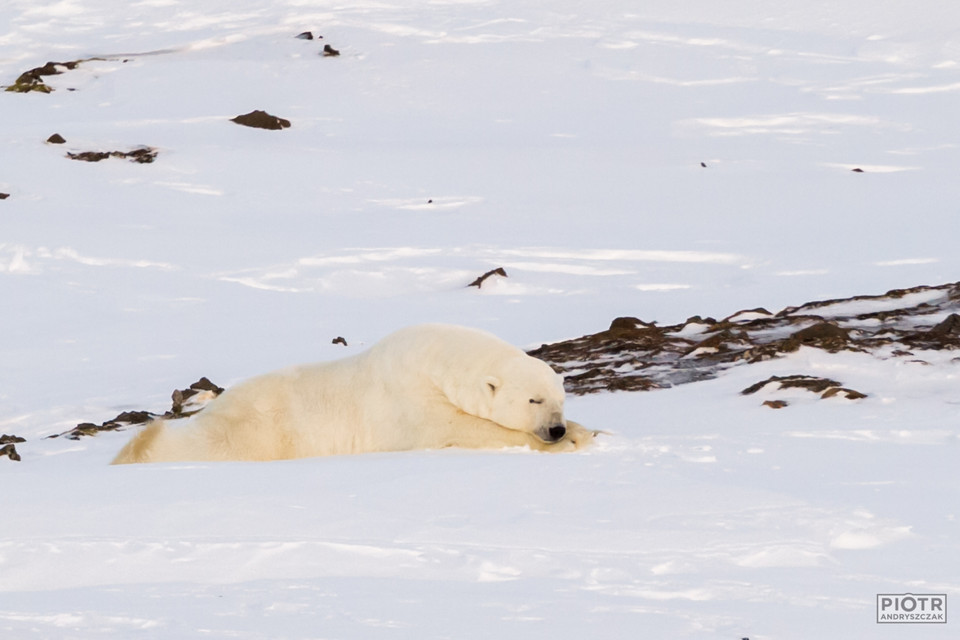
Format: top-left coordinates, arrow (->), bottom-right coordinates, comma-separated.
548,425 -> 566,441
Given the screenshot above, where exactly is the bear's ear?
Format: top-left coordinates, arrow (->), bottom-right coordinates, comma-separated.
484,376 -> 501,397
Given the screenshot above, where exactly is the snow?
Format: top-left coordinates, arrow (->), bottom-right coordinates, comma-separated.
2,1 -> 959,638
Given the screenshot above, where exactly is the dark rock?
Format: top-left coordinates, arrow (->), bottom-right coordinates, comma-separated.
5,59 -> 89,93
112,411 -> 153,424
929,313 -> 960,337
742,375 -> 842,395
0,193 -> 8,200
0,434 -> 26,444
762,400 -> 788,409
724,308 -> 773,323
68,151 -> 111,162
688,330 -> 750,355
66,147 -> 157,164
230,110 -> 292,130
0,444 -> 21,461
468,267 -> 507,288
170,378 -> 224,417
332,336 -> 348,346
125,147 -> 158,164
792,322 -> 848,343
190,377 -> 225,394
821,387 -> 867,400
47,133 -> 66,144
322,44 -> 340,57
296,31 -> 314,40
59,377 -> 225,439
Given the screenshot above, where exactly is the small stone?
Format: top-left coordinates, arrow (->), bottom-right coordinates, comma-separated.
190,377 -> 225,394
468,267 -> 507,288
231,110 -> 292,130
47,133 -> 66,144
1,444 -> 22,461
322,44 -> 340,57
821,387 -> 867,400
296,31 -> 314,40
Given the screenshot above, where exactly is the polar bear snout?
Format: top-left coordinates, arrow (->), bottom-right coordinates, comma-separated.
535,423 -> 566,443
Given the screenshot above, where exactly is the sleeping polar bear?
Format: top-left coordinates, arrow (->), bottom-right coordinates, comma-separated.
112,324 -> 595,464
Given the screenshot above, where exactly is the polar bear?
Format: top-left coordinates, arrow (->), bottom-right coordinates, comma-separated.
112,324 -> 594,464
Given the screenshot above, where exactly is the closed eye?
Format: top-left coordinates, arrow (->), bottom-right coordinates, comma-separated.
529,398 -> 543,404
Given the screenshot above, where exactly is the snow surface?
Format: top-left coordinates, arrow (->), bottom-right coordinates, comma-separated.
2,1 -> 959,638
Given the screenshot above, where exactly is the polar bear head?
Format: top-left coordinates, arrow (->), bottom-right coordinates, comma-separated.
483,355 -> 568,443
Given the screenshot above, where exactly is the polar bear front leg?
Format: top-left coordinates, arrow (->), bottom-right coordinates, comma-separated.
535,420 -> 596,452
427,411 -> 546,451
561,420 -> 596,450
425,405 -> 595,453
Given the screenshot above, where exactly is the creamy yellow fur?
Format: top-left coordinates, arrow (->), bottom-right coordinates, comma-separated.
112,325 -> 594,464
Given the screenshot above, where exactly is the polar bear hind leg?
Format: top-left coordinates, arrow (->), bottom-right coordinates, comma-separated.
111,421 -> 167,464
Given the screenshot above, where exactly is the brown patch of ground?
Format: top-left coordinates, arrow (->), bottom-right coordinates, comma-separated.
741,375 -> 867,408
49,377 -> 224,440
4,59 -> 107,93
5,60 -> 81,93
529,281 -> 960,395
67,147 -> 158,164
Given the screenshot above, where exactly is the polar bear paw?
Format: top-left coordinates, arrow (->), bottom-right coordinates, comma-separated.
547,420 -> 597,451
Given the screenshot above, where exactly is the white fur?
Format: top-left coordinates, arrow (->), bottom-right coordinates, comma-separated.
112,324 -> 594,464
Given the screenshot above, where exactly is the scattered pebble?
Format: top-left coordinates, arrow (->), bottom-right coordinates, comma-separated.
468,267 -> 507,288
231,110 -> 291,130
0,444 -> 21,462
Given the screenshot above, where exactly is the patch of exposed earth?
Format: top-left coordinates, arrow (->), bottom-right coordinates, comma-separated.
3,59 -> 95,93
528,281 -> 960,395
66,147 -> 158,164
50,377 -> 223,441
